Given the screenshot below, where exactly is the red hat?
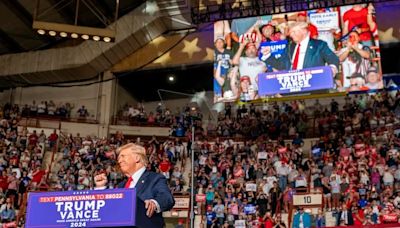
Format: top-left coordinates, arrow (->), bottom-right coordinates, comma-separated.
298,11 -> 307,17
240,76 -> 251,82
245,42 -> 256,49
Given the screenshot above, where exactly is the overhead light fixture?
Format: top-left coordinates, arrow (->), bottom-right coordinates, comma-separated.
32,21 -> 116,43
103,37 -> 111,42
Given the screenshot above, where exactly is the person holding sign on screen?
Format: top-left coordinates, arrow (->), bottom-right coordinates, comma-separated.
94,143 -> 175,228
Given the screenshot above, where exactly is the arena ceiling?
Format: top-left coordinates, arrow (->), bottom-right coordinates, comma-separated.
0,0 -> 145,55
0,0 -> 194,90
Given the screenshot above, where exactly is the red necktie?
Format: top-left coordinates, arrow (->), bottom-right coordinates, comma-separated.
125,177 -> 133,188
292,43 -> 301,70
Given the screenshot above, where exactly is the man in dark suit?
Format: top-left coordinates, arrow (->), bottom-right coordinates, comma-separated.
262,22 -> 339,74
335,203 -> 354,226
95,143 -> 175,228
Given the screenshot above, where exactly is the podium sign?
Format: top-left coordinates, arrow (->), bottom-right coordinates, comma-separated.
293,194 -> 322,206
258,66 -> 334,96
26,189 -> 136,228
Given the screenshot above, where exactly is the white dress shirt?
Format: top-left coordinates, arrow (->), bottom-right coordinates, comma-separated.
127,167 -> 146,188
291,35 -> 310,70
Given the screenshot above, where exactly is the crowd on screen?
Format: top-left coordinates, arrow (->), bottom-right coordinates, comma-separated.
194,92 -> 400,228
213,3 -> 383,103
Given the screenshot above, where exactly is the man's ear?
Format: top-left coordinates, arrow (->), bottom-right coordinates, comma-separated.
134,154 -> 140,163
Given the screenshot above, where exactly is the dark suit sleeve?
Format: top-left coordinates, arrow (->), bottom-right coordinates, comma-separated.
152,174 -> 175,212
264,49 -> 291,71
319,40 -> 339,69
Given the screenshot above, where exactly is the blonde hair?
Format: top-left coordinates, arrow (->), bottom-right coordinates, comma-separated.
117,143 -> 148,166
289,21 -> 309,31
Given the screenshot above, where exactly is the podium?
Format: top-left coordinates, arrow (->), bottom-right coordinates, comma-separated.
26,189 -> 136,227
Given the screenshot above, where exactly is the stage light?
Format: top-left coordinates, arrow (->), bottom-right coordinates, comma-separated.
168,75 -> 175,82
33,21 -> 115,43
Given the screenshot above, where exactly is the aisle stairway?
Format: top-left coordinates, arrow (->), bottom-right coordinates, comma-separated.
182,150 -> 191,192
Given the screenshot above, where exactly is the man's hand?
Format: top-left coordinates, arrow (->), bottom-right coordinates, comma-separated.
345,41 -> 353,50
260,46 -> 271,56
94,173 -> 108,188
144,200 -> 157,217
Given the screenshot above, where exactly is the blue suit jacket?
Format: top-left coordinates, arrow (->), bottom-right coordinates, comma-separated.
265,39 -> 340,71
292,212 -> 312,228
117,171 -> 175,228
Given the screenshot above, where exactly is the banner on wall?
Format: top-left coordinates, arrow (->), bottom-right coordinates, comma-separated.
258,66 -> 334,96
26,189 -> 136,228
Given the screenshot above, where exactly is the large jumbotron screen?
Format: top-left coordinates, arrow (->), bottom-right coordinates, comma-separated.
213,4 -> 383,103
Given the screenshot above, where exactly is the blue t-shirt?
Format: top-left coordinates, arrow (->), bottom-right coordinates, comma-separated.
358,198 -> 368,208
206,211 -> 216,225
176,127 -> 184,137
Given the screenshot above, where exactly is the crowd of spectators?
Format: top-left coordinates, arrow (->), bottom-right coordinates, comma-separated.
215,92 -> 400,140
50,133 -> 188,196
0,100 -> 89,120
117,102 -> 204,138
1,99 -> 191,226
195,92 -> 400,228
2,90 -> 400,228
0,104 -> 51,227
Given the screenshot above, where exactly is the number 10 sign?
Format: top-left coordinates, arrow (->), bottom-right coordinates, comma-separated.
293,194 -> 322,206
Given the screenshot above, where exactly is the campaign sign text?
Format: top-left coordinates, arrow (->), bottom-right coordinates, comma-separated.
309,12 -> 339,30
258,66 -> 334,96
259,40 -> 288,59
26,189 -> 136,228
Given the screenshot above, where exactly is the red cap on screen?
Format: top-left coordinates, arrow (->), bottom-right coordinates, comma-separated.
298,11 -> 307,17
245,42 -> 256,49
240,76 -> 251,82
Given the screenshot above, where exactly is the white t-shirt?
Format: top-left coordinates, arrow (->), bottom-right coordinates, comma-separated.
37,104 -> 46,113
239,57 -> 266,90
